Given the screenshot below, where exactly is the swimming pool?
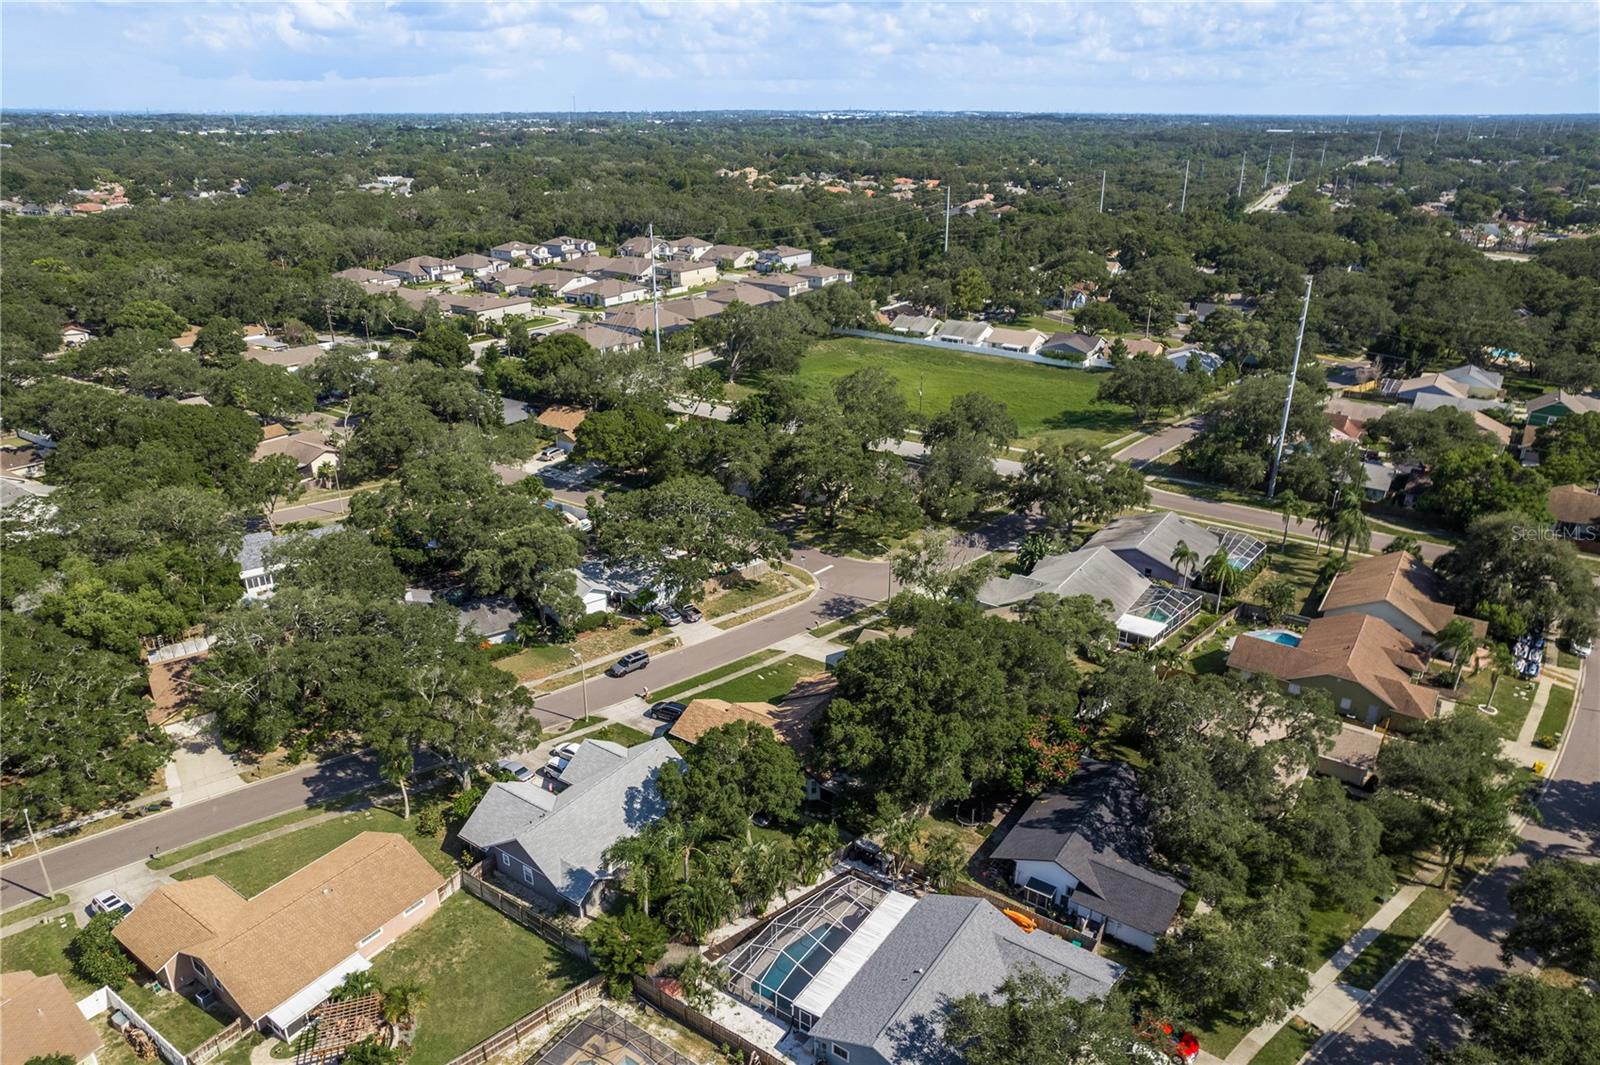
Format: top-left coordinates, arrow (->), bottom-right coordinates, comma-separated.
1244,628 -> 1302,647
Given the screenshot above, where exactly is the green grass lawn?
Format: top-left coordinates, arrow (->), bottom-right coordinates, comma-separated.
172,809 -> 455,897
794,336 -> 1136,447
1340,887 -> 1453,991
569,722 -> 653,748
149,809 -> 322,870
491,644 -> 573,682
651,649 -> 784,701
1247,539 -> 1330,616
1448,668 -> 1540,740
1304,888 -> 1388,969
1,891 -> 68,926
3,920 -> 228,1051
700,574 -> 796,620
693,656 -> 826,704
366,893 -> 594,1065
1252,1020 -> 1321,1065
1535,685 -> 1576,745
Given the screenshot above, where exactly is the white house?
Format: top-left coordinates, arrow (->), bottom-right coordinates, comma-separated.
759,245 -> 813,270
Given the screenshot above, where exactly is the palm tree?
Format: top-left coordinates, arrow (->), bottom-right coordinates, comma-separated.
604,832 -> 670,917
665,873 -> 737,944
794,823 -> 839,886
1169,540 -> 1200,590
1278,491 -> 1311,547
920,830 -> 967,891
1435,618 -> 1479,689
881,815 -> 920,877
380,983 -> 425,1032
1329,505 -> 1372,559
1383,534 -> 1423,557
330,970 -> 382,1002
1139,641 -> 1184,679
1201,547 -> 1241,612
738,840 -> 792,915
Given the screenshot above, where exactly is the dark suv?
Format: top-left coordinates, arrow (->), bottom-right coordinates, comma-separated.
606,650 -> 650,677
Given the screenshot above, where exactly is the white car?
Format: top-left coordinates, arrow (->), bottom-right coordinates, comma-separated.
90,891 -> 132,917
495,758 -> 533,783
1573,638 -> 1593,659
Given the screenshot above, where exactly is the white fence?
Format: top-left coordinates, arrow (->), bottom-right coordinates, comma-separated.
78,986 -> 191,1065
832,327 -> 1104,371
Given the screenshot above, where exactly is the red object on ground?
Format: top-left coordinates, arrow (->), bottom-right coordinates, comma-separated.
1175,1032 -> 1201,1062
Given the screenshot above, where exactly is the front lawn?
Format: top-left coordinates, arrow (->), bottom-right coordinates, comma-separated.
1,891 -> 68,926
569,722 -> 653,748
1535,685 -> 1576,746
366,893 -> 594,1065
1252,1019 -> 1321,1065
793,336 -> 1137,448
650,649 -> 784,701
172,809 -> 455,897
1340,886 -> 1453,991
693,656 -> 826,704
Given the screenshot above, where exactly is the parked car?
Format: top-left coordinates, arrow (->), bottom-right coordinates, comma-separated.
648,700 -> 687,722
657,604 -> 683,626
544,753 -> 571,775
678,603 -> 703,624
89,891 -> 132,917
551,742 -> 579,761
606,650 -> 650,677
537,445 -> 565,463
495,758 -> 533,783
1570,637 -> 1592,659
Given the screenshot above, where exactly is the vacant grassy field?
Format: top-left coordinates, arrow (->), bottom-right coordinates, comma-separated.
651,649 -> 784,701
172,809 -> 454,897
694,655 -> 826,704
795,336 -> 1136,447
366,893 -> 594,1065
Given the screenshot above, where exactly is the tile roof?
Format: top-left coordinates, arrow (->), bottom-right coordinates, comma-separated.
458,738 -> 681,908
989,761 -> 1186,937
806,895 -> 1121,1061
114,833 -> 443,1020
0,971 -> 104,1065
1226,613 -> 1438,720
1318,552 -> 1459,637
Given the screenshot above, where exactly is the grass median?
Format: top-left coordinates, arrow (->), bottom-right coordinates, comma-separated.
1340,886 -> 1454,991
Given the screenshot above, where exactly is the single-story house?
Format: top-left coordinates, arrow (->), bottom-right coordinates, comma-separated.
113,833 -> 447,1040
759,246 -> 812,270
447,293 -> 535,324
703,283 -> 786,308
253,429 -> 339,484
989,761 -> 1186,953
656,260 -> 719,291
1467,409 -> 1515,447
1409,389 -> 1502,416
383,256 -> 461,284
1082,511 -> 1266,585
1040,332 -> 1109,366
804,893 -> 1121,1065
1328,413 -> 1367,445
934,320 -> 993,346
238,526 -> 343,600
146,642 -> 212,726
1120,338 -> 1165,357
0,446 -> 48,480
567,323 -> 645,353
477,266 -> 539,294
976,546 -> 1203,646
572,559 -> 655,614
448,253 -> 503,277
1,970 -> 104,1065
1383,372 -> 1470,405
1165,345 -> 1224,374
243,344 -> 328,373
889,314 -> 941,336
60,322 -> 95,347
985,326 -> 1046,354
1439,364 -> 1504,398
602,305 -> 694,337
1525,390 -> 1600,427
459,738 -> 682,916
334,267 -> 399,287
1360,460 -> 1398,502
457,597 -> 522,643
1548,484 -> 1600,546
568,279 -> 647,308
503,269 -> 594,298
535,405 -> 588,444
793,264 -> 853,289
1318,551 -> 1483,647
746,275 -> 811,299
1227,613 -> 1437,727
706,244 -> 758,270
1317,722 -> 1384,789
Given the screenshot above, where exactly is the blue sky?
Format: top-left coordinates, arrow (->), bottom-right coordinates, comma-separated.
2,1 -> 1596,115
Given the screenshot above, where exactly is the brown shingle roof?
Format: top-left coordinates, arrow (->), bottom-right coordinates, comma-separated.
1318,552 -> 1459,638
1227,613 -> 1438,720
1548,484 -> 1600,525
668,675 -> 834,756
535,405 -> 588,434
254,430 -> 336,469
115,833 -> 443,1021
668,699 -> 775,744
0,971 -> 104,1065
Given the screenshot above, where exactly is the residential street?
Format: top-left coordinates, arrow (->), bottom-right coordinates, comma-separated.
1307,647 -> 1598,1063
1111,417 -> 1203,467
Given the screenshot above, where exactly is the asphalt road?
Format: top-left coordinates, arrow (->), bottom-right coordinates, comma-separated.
0,753 -> 392,911
1111,417 -> 1203,467
1308,648 -> 1598,1063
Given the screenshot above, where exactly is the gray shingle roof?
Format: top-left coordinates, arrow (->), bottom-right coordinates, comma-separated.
807,895 -> 1121,1063
976,547 -> 1150,612
238,524 -> 342,573
458,738 -> 681,907
989,761 -> 1185,938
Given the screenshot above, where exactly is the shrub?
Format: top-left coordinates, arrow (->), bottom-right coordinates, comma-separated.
584,909 -> 667,997
415,802 -> 446,838
573,611 -> 614,634
1534,732 -> 1561,750
449,786 -> 483,824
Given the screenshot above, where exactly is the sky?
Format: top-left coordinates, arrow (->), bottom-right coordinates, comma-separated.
2,1 -> 1597,116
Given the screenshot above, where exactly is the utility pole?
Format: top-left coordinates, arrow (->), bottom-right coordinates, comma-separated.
22,808 -> 53,897
1285,144 -> 1294,183
943,185 -> 951,252
1396,127 -> 1404,153
1266,276 -> 1314,500
647,222 -> 660,354
1434,123 -> 1442,148
1099,169 -> 1106,213
1318,141 -> 1327,185
1237,153 -> 1247,198
1180,159 -> 1190,213
1374,130 -> 1382,157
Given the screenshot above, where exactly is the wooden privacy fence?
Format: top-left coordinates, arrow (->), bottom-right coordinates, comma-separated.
188,1019 -> 248,1065
440,976 -> 605,1065
460,865 -> 590,959
633,978 -> 786,1065
949,879 -> 1094,945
